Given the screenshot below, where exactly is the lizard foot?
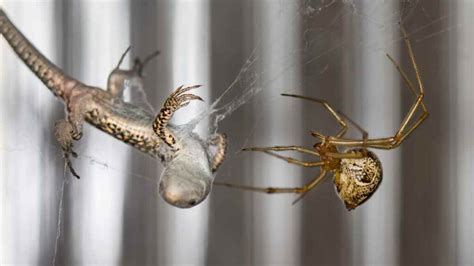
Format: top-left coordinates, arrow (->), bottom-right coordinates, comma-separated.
167,84 -> 204,109
133,50 -> 160,76
54,120 -> 81,179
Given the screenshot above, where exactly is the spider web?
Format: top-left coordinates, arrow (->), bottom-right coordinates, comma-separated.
64,1 -> 452,262
67,0 -> 453,190
66,0 -> 455,205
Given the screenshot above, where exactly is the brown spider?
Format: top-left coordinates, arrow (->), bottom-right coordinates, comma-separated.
215,26 -> 428,210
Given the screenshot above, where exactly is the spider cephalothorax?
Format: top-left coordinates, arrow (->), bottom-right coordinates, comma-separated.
215,25 -> 428,210
314,141 -> 340,171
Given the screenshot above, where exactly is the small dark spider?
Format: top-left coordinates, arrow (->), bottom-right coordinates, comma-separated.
215,26 -> 428,210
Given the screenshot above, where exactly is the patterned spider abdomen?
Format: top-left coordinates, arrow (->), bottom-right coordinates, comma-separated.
333,149 -> 383,210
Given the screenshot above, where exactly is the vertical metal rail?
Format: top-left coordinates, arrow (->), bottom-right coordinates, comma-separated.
0,2 -> 60,264
345,1 -> 400,265
120,1 -> 161,264
249,1 -> 303,265
398,2 -> 453,264
206,1 -> 247,264
300,4 -> 349,265
66,1 -> 130,263
158,0 -> 211,265
454,1 -> 474,264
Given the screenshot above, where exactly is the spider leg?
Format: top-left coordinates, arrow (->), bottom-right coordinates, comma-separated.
243,145 -> 319,156
281,94 -> 348,137
214,170 -> 327,194
337,110 -> 368,140
320,25 -> 428,150
325,151 -> 365,159
360,110 -> 428,150
326,100 -> 428,150
386,54 -> 427,112
243,146 -> 323,167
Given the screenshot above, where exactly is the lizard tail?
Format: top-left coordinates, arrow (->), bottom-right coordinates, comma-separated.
0,9 -> 81,100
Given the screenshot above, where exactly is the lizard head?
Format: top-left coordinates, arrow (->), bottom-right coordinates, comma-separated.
158,159 -> 212,208
157,132 -> 214,208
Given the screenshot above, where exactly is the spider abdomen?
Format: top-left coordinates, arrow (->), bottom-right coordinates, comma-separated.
333,149 -> 383,210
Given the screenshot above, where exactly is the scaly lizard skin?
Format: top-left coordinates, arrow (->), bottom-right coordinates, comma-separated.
0,9 -> 227,208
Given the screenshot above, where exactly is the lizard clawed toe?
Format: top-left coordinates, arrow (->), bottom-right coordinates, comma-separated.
54,120 -> 81,178
177,94 -> 204,107
171,85 -> 203,104
63,151 -> 80,179
69,147 -> 78,158
168,85 -> 204,109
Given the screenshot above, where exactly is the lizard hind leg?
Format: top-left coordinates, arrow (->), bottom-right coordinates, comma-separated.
54,120 -> 81,179
107,48 -> 160,100
107,46 -> 135,98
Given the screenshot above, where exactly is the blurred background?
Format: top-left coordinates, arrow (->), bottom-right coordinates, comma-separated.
0,0 -> 472,265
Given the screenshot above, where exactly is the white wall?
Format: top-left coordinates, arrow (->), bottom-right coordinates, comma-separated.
0,2 -> 58,264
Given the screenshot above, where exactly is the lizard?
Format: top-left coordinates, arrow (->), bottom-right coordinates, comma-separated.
0,9 -> 227,208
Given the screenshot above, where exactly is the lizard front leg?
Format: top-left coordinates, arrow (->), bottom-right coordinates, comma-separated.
208,133 -> 227,172
152,85 -> 203,150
